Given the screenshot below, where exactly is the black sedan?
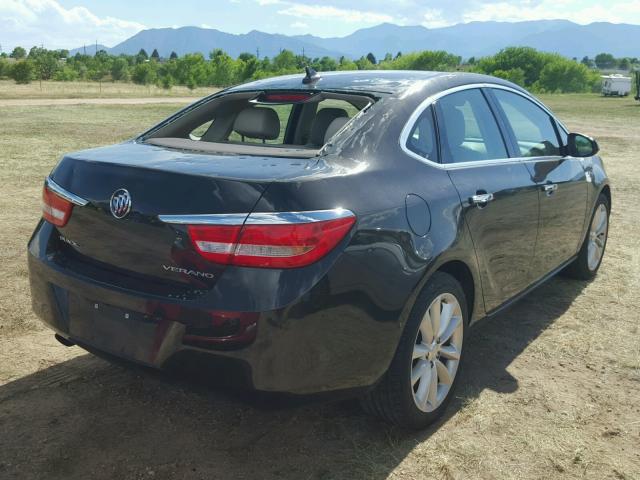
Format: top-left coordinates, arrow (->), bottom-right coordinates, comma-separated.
29,70 -> 610,429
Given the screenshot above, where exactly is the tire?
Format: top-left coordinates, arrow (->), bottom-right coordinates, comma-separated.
563,193 -> 610,280
361,272 -> 468,429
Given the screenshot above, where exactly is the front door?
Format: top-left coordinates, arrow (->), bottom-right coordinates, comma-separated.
488,88 -> 589,279
434,88 -> 540,312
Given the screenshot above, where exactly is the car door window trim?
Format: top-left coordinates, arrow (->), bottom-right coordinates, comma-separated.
432,88 -> 510,165
399,83 -> 569,170
485,87 -> 565,160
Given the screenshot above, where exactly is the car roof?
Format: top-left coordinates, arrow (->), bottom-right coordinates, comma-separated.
226,70 -> 522,96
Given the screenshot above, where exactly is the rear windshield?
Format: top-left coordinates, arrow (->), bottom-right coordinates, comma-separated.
142,91 -> 372,157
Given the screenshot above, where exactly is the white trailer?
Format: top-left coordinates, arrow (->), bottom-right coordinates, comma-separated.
601,74 -> 632,96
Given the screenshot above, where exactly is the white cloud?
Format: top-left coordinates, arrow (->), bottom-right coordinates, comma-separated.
278,3 -> 393,24
290,20 -> 309,29
462,0 -> 640,25
0,0 -> 145,50
421,8 -> 450,28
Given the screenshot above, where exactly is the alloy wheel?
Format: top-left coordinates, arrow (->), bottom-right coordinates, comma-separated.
587,204 -> 608,271
411,293 -> 464,413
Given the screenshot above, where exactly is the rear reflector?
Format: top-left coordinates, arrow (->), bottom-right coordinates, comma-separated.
42,185 -> 74,227
186,209 -> 356,269
183,311 -> 259,348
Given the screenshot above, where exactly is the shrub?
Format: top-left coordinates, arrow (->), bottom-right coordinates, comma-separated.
53,66 -> 79,81
0,58 -> 8,78
131,62 -> 157,85
535,60 -> 593,93
488,68 -> 526,86
111,58 -> 130,81
382,50 -> 461,71
10,61 -> 34,84
10,47 -> 26,59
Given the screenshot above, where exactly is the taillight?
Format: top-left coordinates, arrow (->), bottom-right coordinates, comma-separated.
42,185 -> 74,227
186,209 -> 356,269
188,224 -> 243,265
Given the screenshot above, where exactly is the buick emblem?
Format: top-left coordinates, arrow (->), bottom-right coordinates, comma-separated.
110,189 -> 131,219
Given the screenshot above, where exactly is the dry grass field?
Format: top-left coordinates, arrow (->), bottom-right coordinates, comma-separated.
0,79 -> 213,100
0,91 -> 638,479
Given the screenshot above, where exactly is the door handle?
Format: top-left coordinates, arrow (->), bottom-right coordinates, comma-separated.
543,183 -> 558,195
470,192 -> 494,207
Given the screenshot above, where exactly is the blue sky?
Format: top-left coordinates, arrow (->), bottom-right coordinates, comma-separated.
1,0 -> 640,51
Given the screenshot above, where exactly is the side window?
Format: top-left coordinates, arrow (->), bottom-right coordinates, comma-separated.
406,106 -> 438,162
436,89 -> 508,164
492,90 -> 561,157
189,120 -> 214,141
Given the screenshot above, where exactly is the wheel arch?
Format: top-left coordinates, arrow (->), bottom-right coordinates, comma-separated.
436,260 -> 477,322
600,184 -> 611,209
400,254 -> 484,334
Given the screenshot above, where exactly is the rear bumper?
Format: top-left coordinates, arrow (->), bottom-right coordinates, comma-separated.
28,221 -> 404,395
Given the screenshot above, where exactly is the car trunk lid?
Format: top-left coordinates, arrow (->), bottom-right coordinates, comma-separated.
48,141 -> 322,294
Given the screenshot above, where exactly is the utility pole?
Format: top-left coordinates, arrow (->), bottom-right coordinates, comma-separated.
39,43 -> 44,92
256,47 -> 259,59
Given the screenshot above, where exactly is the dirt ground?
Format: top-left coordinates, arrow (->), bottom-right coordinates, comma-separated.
0,94 -> 638,480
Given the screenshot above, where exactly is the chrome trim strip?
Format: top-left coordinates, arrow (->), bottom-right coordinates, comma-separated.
44,177 -> 89,206
246,208 -> 354,224
443,155 -> 564,170
157,213 -> 249,225
399,83 -> 568,170
158,208 -> 355,226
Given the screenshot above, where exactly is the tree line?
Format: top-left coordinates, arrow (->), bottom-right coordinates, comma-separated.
1,44 -> 637,94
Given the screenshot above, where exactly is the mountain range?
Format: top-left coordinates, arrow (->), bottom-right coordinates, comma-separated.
69,20 -> 640,60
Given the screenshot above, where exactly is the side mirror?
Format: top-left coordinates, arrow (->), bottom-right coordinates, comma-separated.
566,133 -> 599,158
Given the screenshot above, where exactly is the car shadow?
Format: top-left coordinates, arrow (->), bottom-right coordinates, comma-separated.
0,276 -> 587,480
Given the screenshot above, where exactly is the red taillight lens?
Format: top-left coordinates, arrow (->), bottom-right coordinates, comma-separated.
233,217 -> 355,268
187,213 -> 356,269
42,185 -> 74,227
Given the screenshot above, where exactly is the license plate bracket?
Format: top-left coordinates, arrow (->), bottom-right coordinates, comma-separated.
68,294 -> 158,365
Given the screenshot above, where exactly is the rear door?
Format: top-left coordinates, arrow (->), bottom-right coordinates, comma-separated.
488,88 -> 589,280
434,88 -> 540,312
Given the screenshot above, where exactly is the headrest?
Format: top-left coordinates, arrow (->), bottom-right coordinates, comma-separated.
309,108 -> 348,145
324,117 -> 349,144
445,107 -> 466,148
233,107 -> 280,140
